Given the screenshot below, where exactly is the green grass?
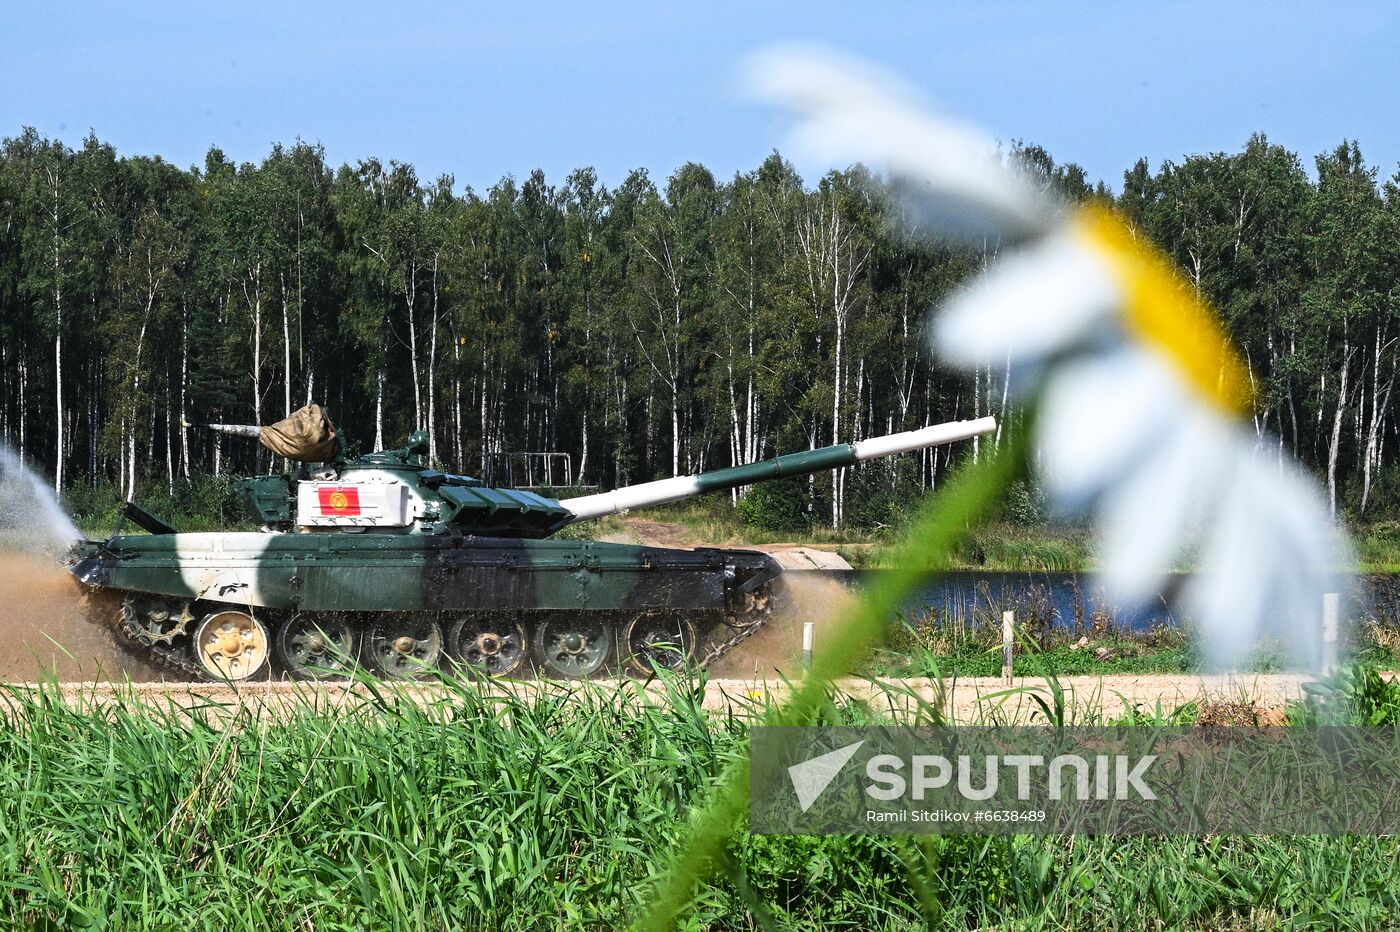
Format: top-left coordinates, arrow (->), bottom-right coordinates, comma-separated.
2,666 -> 1399,929
641,498 -> 888,548
877,635 -> 1196,677
875,606 -> 1400,675
840,523 -> 1091,571
1356,522 -> 1400,570
0,674 -> 746,930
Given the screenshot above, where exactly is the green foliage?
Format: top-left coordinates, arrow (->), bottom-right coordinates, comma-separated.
838,459 -> 925,531
994,479 -> 1047,526
1354,466 -> 1400,523
735,478 -> 810,533
4,129 -> 1399,528
949,523 -> 1090,571
1292,664 -> 1400,725
64,474 -> 251,535
880,618 -> 1195,678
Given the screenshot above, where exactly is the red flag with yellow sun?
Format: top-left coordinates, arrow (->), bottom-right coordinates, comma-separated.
317,486 -> 361,517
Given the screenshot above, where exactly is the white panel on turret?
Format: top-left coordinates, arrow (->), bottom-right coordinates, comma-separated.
296,481 -> 411,527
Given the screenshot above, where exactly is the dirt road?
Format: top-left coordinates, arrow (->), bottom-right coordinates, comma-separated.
598,518 -> 697,548
2,672 -> 1313,725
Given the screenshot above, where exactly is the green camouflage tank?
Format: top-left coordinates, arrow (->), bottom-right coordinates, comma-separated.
67,405 -> 994,681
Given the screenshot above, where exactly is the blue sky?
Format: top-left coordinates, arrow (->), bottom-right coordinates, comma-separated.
4,1 -> 1398,191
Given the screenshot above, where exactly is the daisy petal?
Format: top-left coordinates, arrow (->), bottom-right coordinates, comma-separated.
749,44 -> 1056,244
1037,347 -> 1184,514
1095,406 -> 1234,610
1187,485 -> 1267,669
1183,450 -> 1350,669
933,231 -> 1121,374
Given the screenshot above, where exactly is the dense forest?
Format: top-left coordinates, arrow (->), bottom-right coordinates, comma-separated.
1,128 -> 1397,527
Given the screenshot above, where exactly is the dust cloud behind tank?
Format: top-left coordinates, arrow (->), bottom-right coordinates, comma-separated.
65,404 -> 995,682
0,445 -> 164,682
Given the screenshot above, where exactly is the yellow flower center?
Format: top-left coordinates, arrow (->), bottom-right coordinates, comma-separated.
1073,205 -> 1253,417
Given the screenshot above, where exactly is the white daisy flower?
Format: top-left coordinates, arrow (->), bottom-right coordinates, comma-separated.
752,46 -> 1353,670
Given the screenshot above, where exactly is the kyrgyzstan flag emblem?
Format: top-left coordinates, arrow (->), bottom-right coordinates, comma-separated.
317,486 -> 361,516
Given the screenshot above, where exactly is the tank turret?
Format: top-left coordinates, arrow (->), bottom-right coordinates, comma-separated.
69,405 -> 994,683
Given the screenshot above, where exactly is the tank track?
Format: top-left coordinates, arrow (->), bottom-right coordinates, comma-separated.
697,618 -> 768,668
102,591 -> 775,683
133,633 -> 212,680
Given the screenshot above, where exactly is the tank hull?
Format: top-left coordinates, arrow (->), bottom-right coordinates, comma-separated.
69,532 -> 779,615
67,532 -> 781,680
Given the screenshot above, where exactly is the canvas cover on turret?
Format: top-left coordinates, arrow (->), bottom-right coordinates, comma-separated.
259,404 -> 339,461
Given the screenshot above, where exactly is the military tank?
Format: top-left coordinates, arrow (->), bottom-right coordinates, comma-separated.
66,404 -> 994,681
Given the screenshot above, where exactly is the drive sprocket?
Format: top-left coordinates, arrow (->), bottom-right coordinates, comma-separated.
118,595 -> 193,647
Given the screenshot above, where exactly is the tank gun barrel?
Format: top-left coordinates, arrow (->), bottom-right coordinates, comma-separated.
559,416 -> 996,522
184,405 -> 341,462
185,420 -> 262,439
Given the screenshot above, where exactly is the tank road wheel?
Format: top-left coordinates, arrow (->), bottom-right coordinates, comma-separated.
366,617 -> 443,680
192,611 -> 271,681
448,616 -> 528,678
533,615 -> 612,679
275,615 -> 359,680
624,613 -> 697,674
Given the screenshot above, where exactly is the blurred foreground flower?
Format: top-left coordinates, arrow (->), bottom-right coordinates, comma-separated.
753,46 -> 1353,669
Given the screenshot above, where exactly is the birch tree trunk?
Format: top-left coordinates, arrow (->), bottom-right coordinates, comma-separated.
451,334 -> 462,470
375,368 -> 386,450
794,187 -> 869,528
405,266 -> 422,429
180,300 -> 190,480
243,262 -> 263,472
281,273 -> 292,417
126,313 -> 150,501
1328,341 -> 1352,516
427,254 -> 440,464
1362,332 -> 1397,512
47,166 -> 64,491
18,358 -> 26,460
165,382 -> 173,494
479,346 -> 488,473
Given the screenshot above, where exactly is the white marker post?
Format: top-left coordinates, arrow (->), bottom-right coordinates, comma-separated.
1002,611 -> 1015,683
1321,593 -> 1340,677
802,622 -> 815,670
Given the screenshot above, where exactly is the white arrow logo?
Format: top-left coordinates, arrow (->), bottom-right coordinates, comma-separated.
787,740 -> 865,812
